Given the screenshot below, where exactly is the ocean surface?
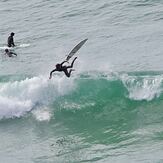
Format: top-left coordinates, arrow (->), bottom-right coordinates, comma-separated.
0,0 -> 163,162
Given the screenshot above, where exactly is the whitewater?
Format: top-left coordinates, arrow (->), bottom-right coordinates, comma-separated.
0,0 -> 163,162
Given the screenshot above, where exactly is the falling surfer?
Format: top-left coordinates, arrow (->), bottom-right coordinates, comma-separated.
49,57 -> 77,79
49,39 -> 88,79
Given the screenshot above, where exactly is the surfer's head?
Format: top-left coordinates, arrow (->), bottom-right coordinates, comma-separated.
5,49 -> 9,52
11,32 -> 15,36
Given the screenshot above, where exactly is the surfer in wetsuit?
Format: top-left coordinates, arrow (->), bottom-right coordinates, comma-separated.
5,49 -> 17,57
7,32 -> 15,47
49,57 -> 77,79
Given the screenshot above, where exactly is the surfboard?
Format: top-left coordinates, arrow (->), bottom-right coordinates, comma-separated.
0,44 -> 30,50
18,43 -> 30,48
0,46 -> 13,50
66,39 -> 88,61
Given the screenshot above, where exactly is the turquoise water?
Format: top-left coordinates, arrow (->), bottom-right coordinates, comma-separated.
0,0 -> 163,162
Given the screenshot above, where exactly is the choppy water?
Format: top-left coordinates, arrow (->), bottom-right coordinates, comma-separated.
0,0 -> 163,162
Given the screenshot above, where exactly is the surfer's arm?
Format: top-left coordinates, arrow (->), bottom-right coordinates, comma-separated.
49,69 -> 57,79
11,38 -> 15,47
12,42 -> 15,47
61,61 -> 68,66
11,52 -> 17,56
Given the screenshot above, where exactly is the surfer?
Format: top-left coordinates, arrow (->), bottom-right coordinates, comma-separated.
7,32 -> 15,47
5,49 -> 17,57
49,57 -> 77,79
49,39 -> 87,79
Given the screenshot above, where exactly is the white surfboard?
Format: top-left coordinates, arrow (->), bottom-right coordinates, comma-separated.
18,43 -> 30,48
0,43 -> 30,50
0,46 -> 13,50
66,39 -> 88,61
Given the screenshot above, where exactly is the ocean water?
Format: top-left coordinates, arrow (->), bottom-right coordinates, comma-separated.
0,0 -> 163,162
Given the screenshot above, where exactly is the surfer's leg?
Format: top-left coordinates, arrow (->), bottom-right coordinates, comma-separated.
68,69 -> 74,77
67,57 -> 77,69
63,68 -> 75,77
63,69 -> 71,77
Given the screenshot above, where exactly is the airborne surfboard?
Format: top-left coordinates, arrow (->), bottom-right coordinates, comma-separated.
66,39 -> 88,61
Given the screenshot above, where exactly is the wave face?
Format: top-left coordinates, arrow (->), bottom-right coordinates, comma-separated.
48,72 -> 163,162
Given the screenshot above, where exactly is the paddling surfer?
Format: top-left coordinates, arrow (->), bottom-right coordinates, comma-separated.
5,49 -> 17,57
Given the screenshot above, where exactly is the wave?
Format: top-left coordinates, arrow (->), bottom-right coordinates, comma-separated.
78,71 -> 163,101
0,71 -> 163,120
120,73 -> 163,101
0,75 -> 75,119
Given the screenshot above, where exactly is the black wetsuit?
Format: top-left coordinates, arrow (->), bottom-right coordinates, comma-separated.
8,36 -> 15,47
49,57 -> 77,78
